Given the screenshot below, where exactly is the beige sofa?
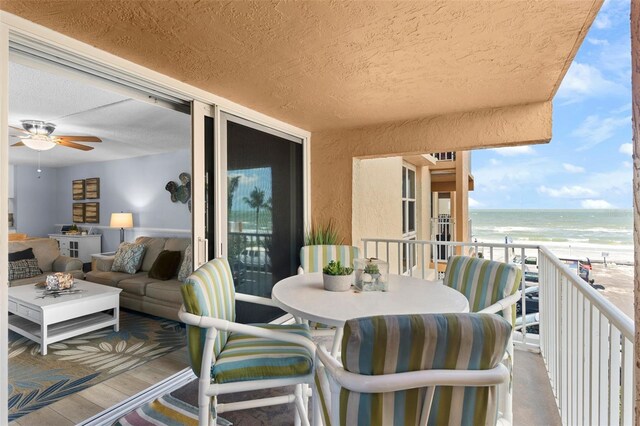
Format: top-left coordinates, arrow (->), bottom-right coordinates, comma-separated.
9,238 -> 84,287
85,236 -> 190,321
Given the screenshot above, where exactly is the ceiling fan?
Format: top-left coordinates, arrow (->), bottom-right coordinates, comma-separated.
10,120 -> 102,151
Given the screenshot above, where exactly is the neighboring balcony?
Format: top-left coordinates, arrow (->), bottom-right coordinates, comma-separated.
362,238 -> 635,425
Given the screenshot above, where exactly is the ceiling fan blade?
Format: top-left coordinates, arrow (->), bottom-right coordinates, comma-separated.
11,141 -> 25,147
56,140 -> 94,151
9,125 -> 29,134
56,135 -> 102,142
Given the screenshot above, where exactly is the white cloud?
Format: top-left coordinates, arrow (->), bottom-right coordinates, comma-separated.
557,62 -> 624,103
581,199 -> 614,209
492,146 -> 535,157
619,143 -> 633,155
489,158 -> 501,166
587,37 -> 609,46
562,163 -> 585,174
468,197 -> 481,208
538,185 -> 597,198
594,14 -> 612,29
572,114 -> 630,150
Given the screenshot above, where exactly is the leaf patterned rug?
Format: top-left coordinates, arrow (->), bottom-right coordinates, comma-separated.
8,309 -> 186,422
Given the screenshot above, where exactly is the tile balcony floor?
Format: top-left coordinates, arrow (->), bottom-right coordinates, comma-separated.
8,346 -> 559,425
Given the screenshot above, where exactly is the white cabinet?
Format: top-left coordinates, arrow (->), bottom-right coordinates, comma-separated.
49,234 -> 102,263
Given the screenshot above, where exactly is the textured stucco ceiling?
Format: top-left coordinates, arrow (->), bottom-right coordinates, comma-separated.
1,0 -> 601,131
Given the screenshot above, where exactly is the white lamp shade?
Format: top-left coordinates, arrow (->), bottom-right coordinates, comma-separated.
110,213 -> 134,228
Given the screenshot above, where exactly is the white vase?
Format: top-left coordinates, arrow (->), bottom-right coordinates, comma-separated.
323,273 -> 353,292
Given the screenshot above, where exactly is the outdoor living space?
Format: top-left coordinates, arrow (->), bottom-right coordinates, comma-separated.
2,1 -> 636,425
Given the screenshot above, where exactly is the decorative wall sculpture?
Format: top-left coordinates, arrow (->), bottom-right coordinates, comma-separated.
165,172 -> 192,212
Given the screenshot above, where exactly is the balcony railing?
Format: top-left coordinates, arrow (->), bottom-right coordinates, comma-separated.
362,237 -> 635,425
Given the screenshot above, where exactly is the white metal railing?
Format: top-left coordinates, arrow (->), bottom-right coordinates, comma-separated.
538,246 -> 634,426
361,238 -> 635,425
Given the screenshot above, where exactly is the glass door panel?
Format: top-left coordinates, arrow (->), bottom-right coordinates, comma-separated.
223,114 -> 304,323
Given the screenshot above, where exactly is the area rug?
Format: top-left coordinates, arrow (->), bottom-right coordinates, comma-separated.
8,310 -> 186,421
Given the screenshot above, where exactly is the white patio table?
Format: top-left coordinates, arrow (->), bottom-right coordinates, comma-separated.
272,272 -> 469,355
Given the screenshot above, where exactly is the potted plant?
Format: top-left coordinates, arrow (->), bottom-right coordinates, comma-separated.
322,260 -> 353,292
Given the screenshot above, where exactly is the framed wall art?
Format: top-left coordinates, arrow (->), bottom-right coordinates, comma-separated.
72,179 -> 85,200
85,177 -> 100,199
72,203 -> 85,223
84,202 -> 100,223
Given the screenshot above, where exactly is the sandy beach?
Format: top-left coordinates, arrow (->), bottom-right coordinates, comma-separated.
475,238 -> 634,320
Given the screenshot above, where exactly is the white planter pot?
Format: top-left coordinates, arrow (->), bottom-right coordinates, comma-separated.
323,273 -> 353,292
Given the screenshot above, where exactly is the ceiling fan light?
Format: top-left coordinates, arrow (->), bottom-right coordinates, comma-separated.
21,135 -> 56,151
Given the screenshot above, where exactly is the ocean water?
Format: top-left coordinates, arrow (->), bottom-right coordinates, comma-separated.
470,209 -> 633,246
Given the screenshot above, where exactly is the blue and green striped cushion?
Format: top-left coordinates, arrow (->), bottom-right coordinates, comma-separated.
180,258 -> 236,377
300,245 -> 360,273
337,313 -> 511,426
212,323 -> 313,384
444,256 -> 522,324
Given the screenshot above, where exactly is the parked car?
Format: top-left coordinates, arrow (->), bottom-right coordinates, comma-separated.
516,285 -> 539,317
512,255 -> 539,284
239,246 -> 271,269
229,258 -> 247,285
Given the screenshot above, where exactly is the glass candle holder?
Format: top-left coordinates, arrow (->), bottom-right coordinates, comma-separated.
354,258 -> 389,291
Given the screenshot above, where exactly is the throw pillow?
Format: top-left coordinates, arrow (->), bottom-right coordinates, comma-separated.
148,250 -> 182,281
111,243 -> 147,274
8,248 -> 35,262
9,258 -> 42,281
177,244 -> 193,282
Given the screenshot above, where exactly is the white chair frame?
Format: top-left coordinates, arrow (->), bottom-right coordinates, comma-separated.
477,290 -> 521,425
312,346 -> 510,426
179,293 -> 315,426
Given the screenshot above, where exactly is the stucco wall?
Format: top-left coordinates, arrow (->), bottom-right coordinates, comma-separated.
311,102 -> 552,242
352,156 -> 403,254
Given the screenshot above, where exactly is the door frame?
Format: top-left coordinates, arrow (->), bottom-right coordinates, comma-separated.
0,10 -> 311,418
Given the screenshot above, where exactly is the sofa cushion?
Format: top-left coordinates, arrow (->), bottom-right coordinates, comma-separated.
135,237 -> 167,272
10,238 -> 60,272
9,248 -> 35,262
146,280 -> 184,304
112,242 -> 146,274
118,275 -> 155,296
148,250 -> 181,281
177,244 -> 192,282
9,258 -> 42,281
164,238 -> 190,261
85,270 -> 146,287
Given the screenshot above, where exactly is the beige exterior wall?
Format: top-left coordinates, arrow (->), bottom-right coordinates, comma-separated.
352,156 -> 403,257
312,102 -> 552,242
352,156 -> 433,273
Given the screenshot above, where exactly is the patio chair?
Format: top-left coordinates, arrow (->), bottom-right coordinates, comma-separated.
297,245 -> 360,343
443,255 -> 523,423
313,313 -> 512,426
298,245 -> 360,274
179,258 -> 315,426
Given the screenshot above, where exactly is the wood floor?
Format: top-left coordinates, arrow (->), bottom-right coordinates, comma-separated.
9,347 -> 190,426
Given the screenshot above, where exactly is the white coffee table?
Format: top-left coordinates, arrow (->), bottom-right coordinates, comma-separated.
8,279 -> 122,355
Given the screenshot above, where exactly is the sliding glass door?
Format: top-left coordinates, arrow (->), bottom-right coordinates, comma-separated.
220,114 -> 304,323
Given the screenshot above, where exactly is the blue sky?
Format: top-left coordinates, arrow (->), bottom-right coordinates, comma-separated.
471,0 -> 632,210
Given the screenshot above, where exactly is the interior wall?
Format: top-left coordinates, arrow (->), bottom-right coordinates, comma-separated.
54,149 -> 191,252
12,149 -> 191,252
13,165 -> 59,237
352,157 -> 403,255
311,101 -> 552,243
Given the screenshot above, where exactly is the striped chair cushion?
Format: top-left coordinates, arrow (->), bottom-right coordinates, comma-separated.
212,323 -> 313,384
300,245 -> 360,273
180,258 -> 236,377
444,256 -> 522,324
337,313 -> 511,426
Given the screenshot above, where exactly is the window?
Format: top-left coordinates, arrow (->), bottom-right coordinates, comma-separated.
402,164 -> 417,273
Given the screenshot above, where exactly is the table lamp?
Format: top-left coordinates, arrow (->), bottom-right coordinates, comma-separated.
110,212 -> 133,244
